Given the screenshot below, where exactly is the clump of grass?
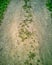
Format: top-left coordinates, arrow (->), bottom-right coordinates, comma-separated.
23,0 -> 32,17
0,48 -> 3,51
24,60 -> 29,65
24,59 -> 33,65
29,63 -> 32,65
24,52 -> 36,65
19,28 -> 32,42
37,59 -> 40,62
28,52 -> 36,59
23,4 -> 31,10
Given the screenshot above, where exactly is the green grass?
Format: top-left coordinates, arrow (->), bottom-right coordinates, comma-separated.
46,0 -> 52,11
46,0 -> 52,22
0,0 -> 10,25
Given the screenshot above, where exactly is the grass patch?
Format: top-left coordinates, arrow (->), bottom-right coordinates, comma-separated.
0,0 -> 10,25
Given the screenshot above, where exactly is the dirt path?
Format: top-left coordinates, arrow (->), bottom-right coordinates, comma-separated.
0,0 -> 52,65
